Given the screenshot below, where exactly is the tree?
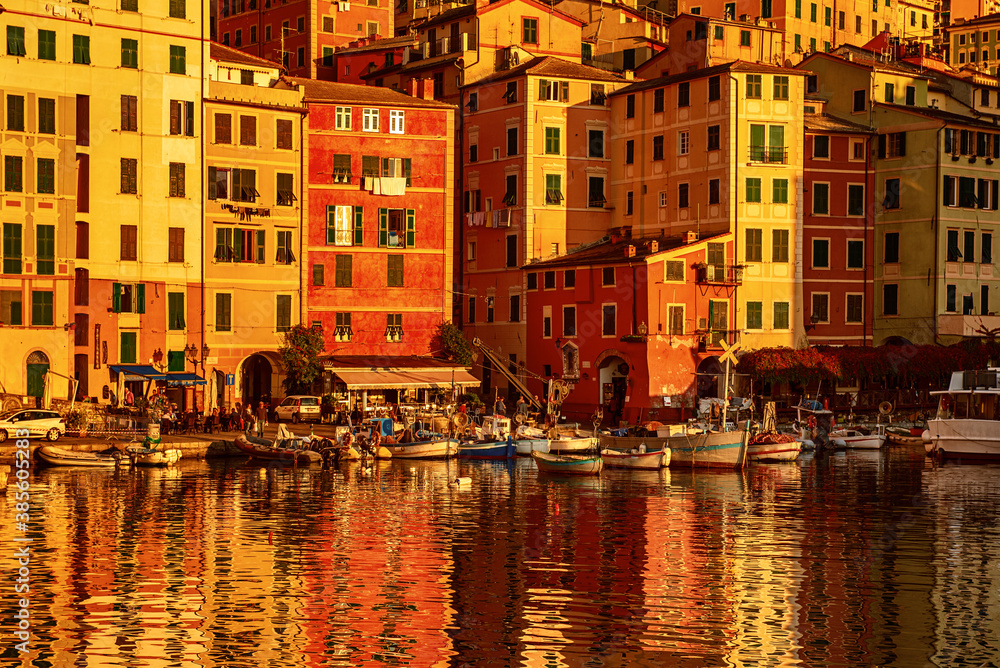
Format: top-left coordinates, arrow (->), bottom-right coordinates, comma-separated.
435,321 -> 473,365
279,324 -> 325,393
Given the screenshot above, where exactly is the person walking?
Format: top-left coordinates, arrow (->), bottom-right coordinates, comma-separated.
256,401 -> 267,437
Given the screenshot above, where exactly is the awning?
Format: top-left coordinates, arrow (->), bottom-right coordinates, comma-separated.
165,373 -> 207,386
108,364 -> 167,382
333,369 -> 480,390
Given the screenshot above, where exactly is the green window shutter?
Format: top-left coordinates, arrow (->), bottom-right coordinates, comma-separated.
256,229 -> 265,263
112,282 -> 122,313
403,158 -> 411,186
234,229 -> 243,259
382,157 -> 390,176
136,283 -> 145,314
208,166 -> 217,199
121,332 -> 136,364
406,209 -> 415,247
354,206 -> 363,246
327,206 -> 336,244
215,228 -> 225,260
379,208 -> 388,247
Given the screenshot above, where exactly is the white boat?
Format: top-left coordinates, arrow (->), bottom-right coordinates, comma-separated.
926,368 -> 1000,460
548,436 -> 598,453
515,438 -> 550,455
128,446 -> 182,467
601,428 -> 747,468
831,424 -> 885,450
383,438 -> 458,459
532,451 -> 603,475
746,434 -> 802,462
600,447 -> 669,470
37,446 -> 121,468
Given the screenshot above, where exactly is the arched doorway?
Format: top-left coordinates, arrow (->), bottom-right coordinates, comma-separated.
697,356 -> 723,399
26,351 -> 49,399
598,356 -> 629,427
241,354 -> 273,408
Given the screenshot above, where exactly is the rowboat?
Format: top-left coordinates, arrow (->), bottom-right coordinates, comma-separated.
831,424 -> 885,450
663,428 -> 749,468
599,447 -> 669,470
383,438 -> 458,459
532,451 -> 603,475
128,446 -> 183,467
746,432 -> 801,462
515,438 -> 550,455
547,436 -> 598,454
234,434 -> 323,464
458,439 -> 516,459
886,428 -> 926,447
37,445 -> 120,468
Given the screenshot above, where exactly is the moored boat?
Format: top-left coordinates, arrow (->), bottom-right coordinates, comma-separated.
515,438 -> 550,455
599,447 -> 669,470
831,424 -> 885,450
926,368 -> 1000,460
664,428 -> 749,468
128,446 -> 183,467
547,436 -> 598,454
886,428 -> 926,447
383,438 -> 459,459
458,439 -> 516,459
37,445 -> 121,468
746,432 -> 801,462
234,434 -> 323,464
531,451 -> 603,475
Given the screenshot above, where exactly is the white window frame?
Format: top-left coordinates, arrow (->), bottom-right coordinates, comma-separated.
811,292 -> 830,323
362,108 -> 379,132
847,239 -> 864,270
678,130 -> 690,155
601,302 -> 617,337
664,260 -> 685,282
389,109 -> 405,134
667,303 -> 685,335
333,205 -> 353,246
659,191 -> 668,207
562,305 -> 576,338
845,293 -> 864,323
335,106 -> 352,130
812,237 -> 831,269
812,181 -> 831,215
467,241 -> 476,261
850,138 -> 865,161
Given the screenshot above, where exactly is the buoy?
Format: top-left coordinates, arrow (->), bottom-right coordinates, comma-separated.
268,531 -> 273,545
452,476 -> 472,485
554,503 -> 560,515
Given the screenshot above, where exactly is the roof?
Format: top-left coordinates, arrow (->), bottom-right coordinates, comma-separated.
320,355 -> 473,371
876,102 -> 1000,130
613,60 -> 804,97
949,13 -> 1000,29
417,4 -> 476,30
804,113 -> 873,134
283,77 -> 454,108
210,42 -> 282,70
480,0 -> 584,27
526,233 -> 726,269
335,35 -> 417,54
467,55 -> 628,88
802,49 -> 933,79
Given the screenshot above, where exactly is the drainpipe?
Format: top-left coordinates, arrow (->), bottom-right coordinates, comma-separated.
200,0 -> 207,407
728,73 -> 740,344
933,123 -> 944,344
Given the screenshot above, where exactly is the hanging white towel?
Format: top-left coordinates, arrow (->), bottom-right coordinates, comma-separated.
381,177 -> 407,196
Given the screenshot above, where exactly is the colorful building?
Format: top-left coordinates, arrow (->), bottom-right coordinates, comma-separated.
947,13 -> 1000,75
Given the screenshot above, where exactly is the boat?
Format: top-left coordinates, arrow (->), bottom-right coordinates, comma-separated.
458,439 -> 516,459
831,423 -> 885,449
886,427 -> 926,447
925,368 -> 1000,460
513,425 -> 550,455
37,445 -> 121,468
128,446 -> 183,467
746,432 -> 802,462
233,433 -> 323,464
599,447 -> 669,470
665,428 -> 749,467
547,435 -> 598,454
382,438 -> 459,459
531,451 -> 603,475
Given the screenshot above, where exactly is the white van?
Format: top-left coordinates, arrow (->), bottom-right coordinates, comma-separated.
274,396 -> 321,423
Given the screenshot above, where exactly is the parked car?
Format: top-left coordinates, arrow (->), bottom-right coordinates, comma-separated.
273,396 -> 321,423
0,409 -> 66,443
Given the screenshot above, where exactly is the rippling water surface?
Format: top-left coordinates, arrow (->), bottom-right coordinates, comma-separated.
3,448 -> 1000,666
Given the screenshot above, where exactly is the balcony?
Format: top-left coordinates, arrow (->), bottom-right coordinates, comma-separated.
749,145 -> 788,164
696,264 -> 744,285
938,313 -> 1000,337
406,32 -> 477,63
696,329 -> 742,349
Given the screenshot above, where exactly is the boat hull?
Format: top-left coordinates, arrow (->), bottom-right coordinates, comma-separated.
599,448 -> 668,470
384,439 -> 458,459
37,446 -> 119,468
532,451 -> 603,475
548,436 -> 597,454
835,434 -> 885,450
746,441 -> 801,462
602,431 -> 747,468
129,448 -> 182,467
515,438 -> 549,455
458,441 -> 516,459
234,435 -> 323,464
886,432 -> 925,447
926,418 -> 1000,459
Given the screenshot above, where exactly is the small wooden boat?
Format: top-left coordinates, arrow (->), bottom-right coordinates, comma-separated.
234,434 -> 323,464
831,424 -> 885,450
37,445 -> 121,468
531,451 -> 603,475
746,432 -> 801,462
458,439 -> 516,459
383,438 -> 458,459
547,436 -> 598,454
128,446 -> 182,467
886,428 -> 925,447
515,438 -> 550,455
600,447 -> 668,470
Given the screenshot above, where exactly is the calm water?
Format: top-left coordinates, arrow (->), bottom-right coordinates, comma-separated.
2,449 -> 1000,667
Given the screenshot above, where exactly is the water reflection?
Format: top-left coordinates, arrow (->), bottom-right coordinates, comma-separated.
1,454 -> 999,666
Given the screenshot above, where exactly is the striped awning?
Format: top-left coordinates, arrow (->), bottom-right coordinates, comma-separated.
333,369 -> 480,390
109,365 -> 167,382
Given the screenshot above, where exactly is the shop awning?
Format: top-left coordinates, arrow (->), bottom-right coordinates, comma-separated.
333,369 -> 480,390
165,373 -> 207,386
108,364 -> 167,382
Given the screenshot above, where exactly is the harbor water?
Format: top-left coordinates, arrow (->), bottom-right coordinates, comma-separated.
2,449 -> 999,666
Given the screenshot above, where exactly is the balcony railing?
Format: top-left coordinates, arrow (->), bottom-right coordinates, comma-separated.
696,264 -> 744,285
749,145 -> 788,164
697,329 -> 742,349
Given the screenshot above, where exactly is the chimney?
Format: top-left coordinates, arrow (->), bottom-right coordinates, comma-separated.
408,77 -> 419,97
624,70 -> 635,80
684,230 -> 699,244
649,240 -> 659,253
422,78 -> 435,100
625,245 -> 636,258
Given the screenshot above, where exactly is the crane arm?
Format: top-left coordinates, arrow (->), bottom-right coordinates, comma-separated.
472,338 -> 542,412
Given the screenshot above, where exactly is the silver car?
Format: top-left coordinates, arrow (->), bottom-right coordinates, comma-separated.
273,396 -> 321,423
0,409 -> 66,443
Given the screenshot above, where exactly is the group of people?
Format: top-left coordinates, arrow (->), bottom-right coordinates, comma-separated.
454,394 -> 545,423
159,401 -> 270,436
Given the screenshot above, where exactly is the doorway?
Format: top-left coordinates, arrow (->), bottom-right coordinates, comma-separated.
26,351 -> 50,400
242,354 -> 273,408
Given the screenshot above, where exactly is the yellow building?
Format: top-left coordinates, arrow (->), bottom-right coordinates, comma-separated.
1,0 -> 206,405
204,44 -> 306,410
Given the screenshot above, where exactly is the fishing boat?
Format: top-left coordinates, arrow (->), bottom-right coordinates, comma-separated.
382,438 -> 459,459
663,427 -> 749,468
831,424 -> 885,450
925,368 -> 1000,459
547,435 -> 598,454
234,433 -> 323,464
531,451 -> 603,475
886,428 -> 926,447
746,432 -> 802,462
37,445 -> 121,468
128,446 -> 183,467
599,447 -> 669,470
458,438 -> 516,459
513,425 -> 550,455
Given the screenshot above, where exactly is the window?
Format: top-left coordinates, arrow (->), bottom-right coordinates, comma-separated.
523,17 -> 538,44
215,114 -> 232,144
588,177 -> 605,207
745,74 -> 762,98
773,229 -> 789,262
30,291 -> 53,327
312,263 -> 324,286
6,26 -> 26,57
327,205 -> 361,246
880,132 -> 906,158
507,127 -> 518,156
597,266 -> 614,288
625,94 -> 635,118
626,139 -> 635,163
679,130 -> 690,155
71,34 -> 90,64
170,0 -> 186,18
545,127 -> 561,154
602,304 -> 616,336
336,106 -> 352,130
746,177 -> 762,203
847,239 -> 864,269
773,76 -> 789,100
545,174 -> 563,204
468,297 -> 476,323
276,173 -> 296,206
36,29 -> 56,61
334,312 -> 353,341
469,144 -> 478,163
708,125 -> 720,151
119,224 -> 138,261
170,100 -> 195,136
678,183 -> 690,208
811,293 -> 829,323
509,295 -> 520,322
36,225 -> 54,275
561,305 -> 576,337
3,223 -> 22,274
507,235 -> 519,268
678,82 -> 690,107
389,109 -> 405,134
626,191 -> 634,215
883,284 -> 898,315
983,232 -> 993,264
37,158 -> 55,194
275,230 -> 295,264
709,75 -> 721,101
883,178 -> 900,209
239,115 -> 256,145
740,30 -> 751,46
120,95 -> 138,132
853,89 -> 866,112
773,302 -> 789,329
169,45 -> 185,74
335,255 -> 353,287
746,301 -> 763,329
710,179 -> 720,204
504,81 -> 518,104
6,95 -> 24,132
813,182 -> 830,214
659,191 -> 668,207
215,293 -> 232,332
322,47 -> 334,67
276,295 -> 292,332
276,119 -> 293,149
884,82 -> 895,103
565,270 -> 576,287
361,108 -> 378,132
813,135 -> 830,158
843,294 -> 863,323
168,292 -> 185,330
946,230 -> 960,262
117,157 -> 138,195
965,230 -> 976,263
773,178 -> 788,204
746,228 -> 762,262
504,174 -> 518,206
884,232 -> 899,262
3,156 -> 22,192
653,88 -> 665,113
848,184 -> 865,215
385,313 -> 403,342
333,154 -> 352,183
169,162 -> 185,197
387,255 -> 404,287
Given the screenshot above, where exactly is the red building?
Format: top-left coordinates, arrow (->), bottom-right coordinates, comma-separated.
294,78 -> 457,378
335,35 -> 415,86
524,229 -> 739,427
803,110 -> 875,345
